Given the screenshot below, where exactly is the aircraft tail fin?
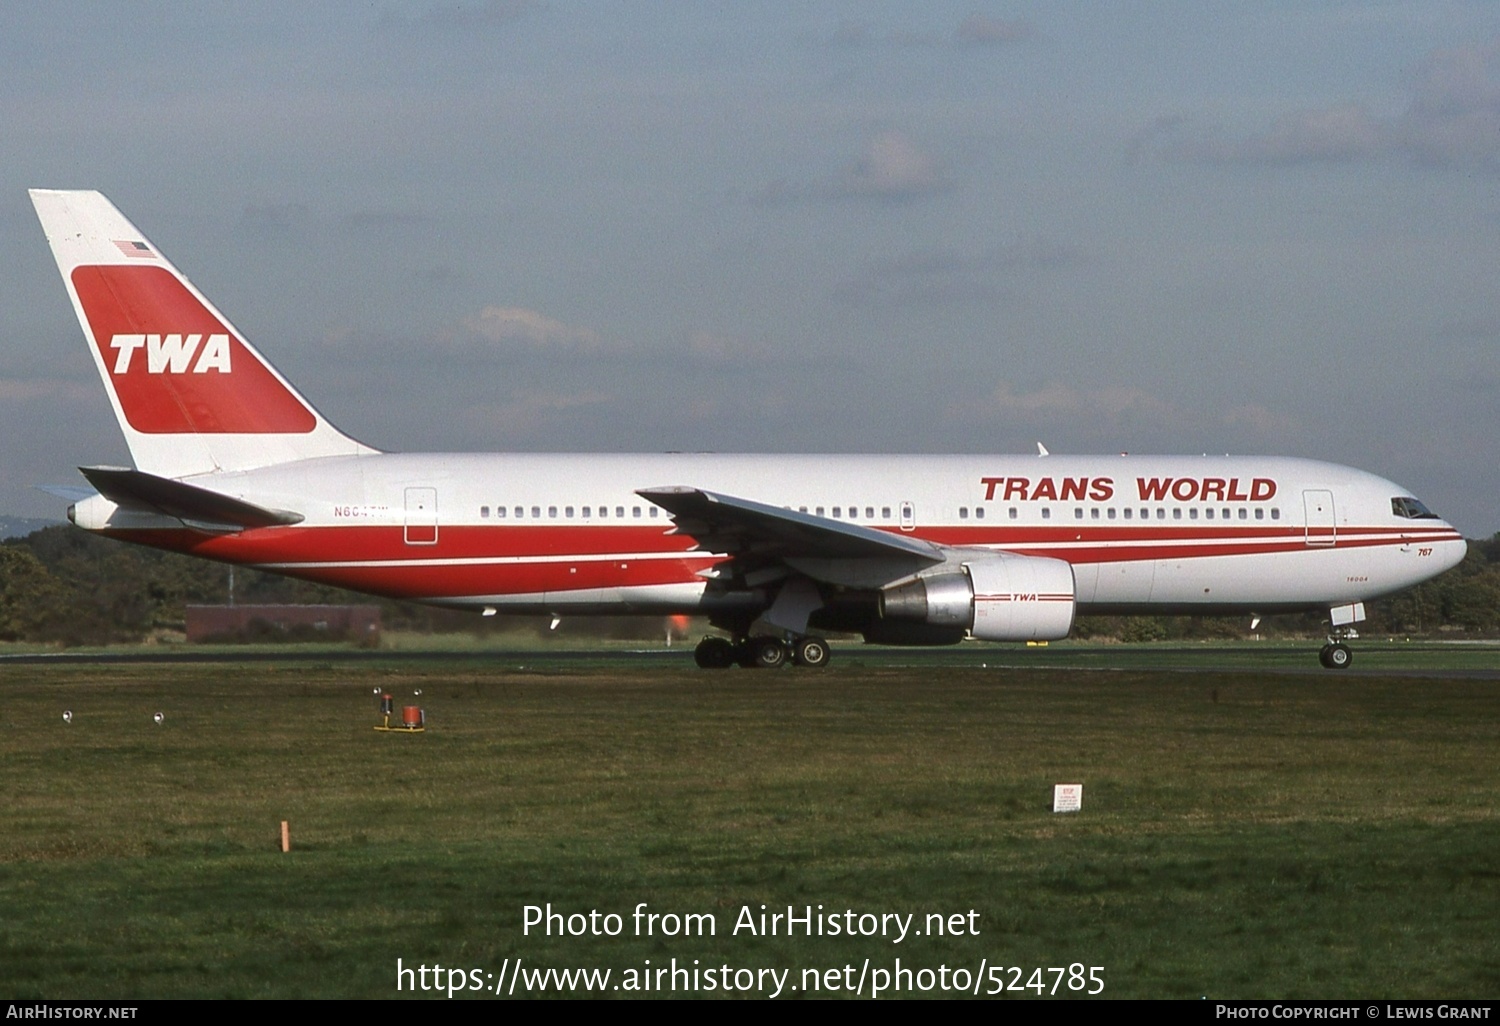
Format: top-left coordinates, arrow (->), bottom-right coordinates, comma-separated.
29,189 -> 375,478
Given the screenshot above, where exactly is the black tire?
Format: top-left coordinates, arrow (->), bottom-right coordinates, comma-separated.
793,636 -> 831,668
751,636 -> 789,669
1325,642 -> 1352,669
1318,644 -> 1334,668
694,636 -> 734,669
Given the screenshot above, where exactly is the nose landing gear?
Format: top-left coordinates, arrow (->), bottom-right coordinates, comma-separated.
1318,639 -> 1353,669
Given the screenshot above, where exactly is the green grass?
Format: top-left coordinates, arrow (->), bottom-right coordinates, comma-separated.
2,656 -> 1499,998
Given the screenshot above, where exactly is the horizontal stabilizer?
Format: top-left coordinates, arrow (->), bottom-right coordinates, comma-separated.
36,484 -> 97,503
79,466 -> 303,530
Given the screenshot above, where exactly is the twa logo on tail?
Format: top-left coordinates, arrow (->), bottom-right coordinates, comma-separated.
71,264 -> 314,435
109,334 -> 232,374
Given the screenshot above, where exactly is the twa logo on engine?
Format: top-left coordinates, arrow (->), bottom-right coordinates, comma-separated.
109,333 -> 232,374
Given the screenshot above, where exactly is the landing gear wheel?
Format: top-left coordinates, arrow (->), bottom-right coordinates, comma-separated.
793,636 -> 831,668
750,636 -> 789,669
1319,642 -> 1352,669
694,636 -> 735,669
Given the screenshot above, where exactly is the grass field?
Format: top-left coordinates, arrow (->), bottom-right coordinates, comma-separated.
2,647 -> 1499,999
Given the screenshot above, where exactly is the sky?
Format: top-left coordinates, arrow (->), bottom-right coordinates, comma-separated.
2,2 -> 1498,536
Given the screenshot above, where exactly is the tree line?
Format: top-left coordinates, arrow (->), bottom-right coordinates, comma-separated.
2,525 -> 1497,645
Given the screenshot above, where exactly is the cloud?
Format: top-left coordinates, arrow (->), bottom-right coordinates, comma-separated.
237,203 -> 313,237
758,131 -> 951,204
840,131 -> 950,197
953,15 -> 1034,46
684,330 -> 786,364
829,19 -> 873,47
984,381 -> 1177,423
824,15 -> 1033,49
1396,42 -> 1500,167
0,378 -> 96,403
463,305 -> 605,354
961,382 -> 1301,444
834,239 -> 1083,305
337,209 -> 435,239
459,388 -> 612,440
378,0 -> 540,33
1142,42 -> 1500,171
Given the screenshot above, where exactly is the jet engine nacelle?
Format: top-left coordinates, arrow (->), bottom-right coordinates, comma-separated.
879,553 -> 1076,642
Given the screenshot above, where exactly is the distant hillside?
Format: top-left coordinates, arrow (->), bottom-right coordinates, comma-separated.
0,516 -> 61,540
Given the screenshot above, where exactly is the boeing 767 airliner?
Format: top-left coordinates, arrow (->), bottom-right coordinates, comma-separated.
28,190 -> 1467,669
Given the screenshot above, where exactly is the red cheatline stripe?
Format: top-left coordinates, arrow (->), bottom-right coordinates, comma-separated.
107,523 -> 1461,570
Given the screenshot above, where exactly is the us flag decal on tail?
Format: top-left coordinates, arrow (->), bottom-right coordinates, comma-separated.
112,239 -> 154,258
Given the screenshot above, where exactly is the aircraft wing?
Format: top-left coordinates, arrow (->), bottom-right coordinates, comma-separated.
637,486 -> 944,586
79,466 -> 304,531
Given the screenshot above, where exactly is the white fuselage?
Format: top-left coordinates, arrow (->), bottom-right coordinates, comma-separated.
75,451 -> 1467,618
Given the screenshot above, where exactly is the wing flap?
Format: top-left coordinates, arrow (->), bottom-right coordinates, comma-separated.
637,486 -> 943,566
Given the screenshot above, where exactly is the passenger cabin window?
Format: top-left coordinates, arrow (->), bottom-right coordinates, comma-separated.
958,507 -> 968,520
975,507 -> 985,520
480,506 -> 490,518
496,507 -> 506,519
1041,508 -> 1051,520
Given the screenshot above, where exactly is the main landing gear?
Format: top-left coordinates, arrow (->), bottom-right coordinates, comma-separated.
693,634 -> 831,670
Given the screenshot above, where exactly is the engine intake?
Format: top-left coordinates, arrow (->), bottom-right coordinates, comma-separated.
879,553 -> 1076,642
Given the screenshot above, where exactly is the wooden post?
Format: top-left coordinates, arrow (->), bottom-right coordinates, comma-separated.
281,820 -> 290,853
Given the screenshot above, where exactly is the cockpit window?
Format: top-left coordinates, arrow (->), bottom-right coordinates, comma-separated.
1391,496 -> 1439,520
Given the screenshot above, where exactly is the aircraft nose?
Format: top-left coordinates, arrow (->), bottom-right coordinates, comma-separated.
1442,535 -> 1468,571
